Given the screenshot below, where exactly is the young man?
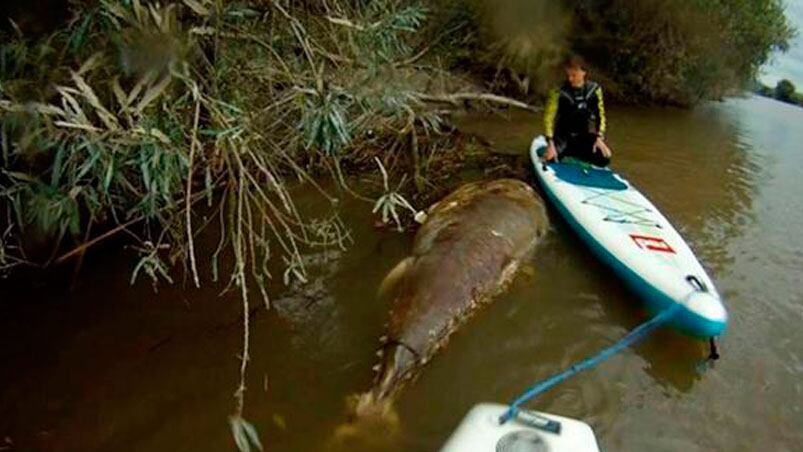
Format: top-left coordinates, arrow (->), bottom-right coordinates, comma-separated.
542,55 -> 612,166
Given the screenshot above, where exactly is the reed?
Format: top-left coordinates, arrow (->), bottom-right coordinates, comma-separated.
0,1 -> 493,448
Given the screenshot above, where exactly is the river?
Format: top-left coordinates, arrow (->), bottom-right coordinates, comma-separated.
1,95 -> 802,451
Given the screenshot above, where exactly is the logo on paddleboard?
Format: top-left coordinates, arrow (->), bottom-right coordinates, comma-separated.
630,234 -> 676,254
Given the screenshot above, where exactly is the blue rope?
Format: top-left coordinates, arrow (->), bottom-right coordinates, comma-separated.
499,305 -> 680,425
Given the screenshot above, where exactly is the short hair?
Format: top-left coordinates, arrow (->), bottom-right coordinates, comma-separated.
564,54 -> 588,71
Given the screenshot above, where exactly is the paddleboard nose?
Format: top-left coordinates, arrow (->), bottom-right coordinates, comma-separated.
684,291 -> 728,337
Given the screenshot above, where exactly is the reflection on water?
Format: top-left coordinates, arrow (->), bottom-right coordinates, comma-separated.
2,95 -> 803,451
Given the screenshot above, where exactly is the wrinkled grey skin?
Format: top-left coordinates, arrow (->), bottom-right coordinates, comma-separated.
372,178 -> 549,401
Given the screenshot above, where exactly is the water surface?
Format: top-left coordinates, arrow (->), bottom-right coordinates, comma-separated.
1,95 -> 802,451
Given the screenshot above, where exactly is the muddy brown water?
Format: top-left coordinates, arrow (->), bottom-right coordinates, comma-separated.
2,95 -> 802,451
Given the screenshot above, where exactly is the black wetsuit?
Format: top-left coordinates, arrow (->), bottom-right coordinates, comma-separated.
544,81 -> 610,167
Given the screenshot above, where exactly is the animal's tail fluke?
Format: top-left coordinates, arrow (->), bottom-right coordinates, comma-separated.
329,392 -> 401,451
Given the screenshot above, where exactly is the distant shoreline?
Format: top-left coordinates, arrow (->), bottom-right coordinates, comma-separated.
753,80 -> 803,108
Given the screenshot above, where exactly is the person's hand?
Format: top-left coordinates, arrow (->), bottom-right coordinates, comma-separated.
593,137 -> 612,158
542,142 -> 557,162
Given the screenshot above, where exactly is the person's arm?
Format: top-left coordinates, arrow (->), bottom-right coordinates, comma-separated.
596,85 -> 607,139
544,89 -> 559,140
543,89 -> 560,161
593,86 -> 612,158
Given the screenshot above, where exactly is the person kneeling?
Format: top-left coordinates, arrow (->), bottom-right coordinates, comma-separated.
542,55 -> 613,167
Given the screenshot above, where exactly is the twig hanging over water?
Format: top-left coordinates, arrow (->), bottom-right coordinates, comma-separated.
185,82 -> 203,288
415,92 -> 539,112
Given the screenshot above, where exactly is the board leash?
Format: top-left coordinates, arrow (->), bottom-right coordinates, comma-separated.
498,304 -> 682,425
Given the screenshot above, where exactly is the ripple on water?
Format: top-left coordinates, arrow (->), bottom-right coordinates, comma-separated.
5,97 -> 803,452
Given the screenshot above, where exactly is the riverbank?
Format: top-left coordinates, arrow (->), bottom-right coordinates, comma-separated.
0,1 -> 537,285
1,0 -> 795,290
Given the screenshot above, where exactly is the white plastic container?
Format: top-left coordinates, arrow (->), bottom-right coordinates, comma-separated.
440,403 -> 600,452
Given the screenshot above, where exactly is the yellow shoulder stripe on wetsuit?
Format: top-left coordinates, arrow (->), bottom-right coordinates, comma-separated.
544,88 -> 560,138
596,86 -> 607,138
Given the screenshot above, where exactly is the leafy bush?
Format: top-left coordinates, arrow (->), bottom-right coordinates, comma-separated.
441,0 -> 795,105
1,1 -> 464,446
775,79 -> 796,101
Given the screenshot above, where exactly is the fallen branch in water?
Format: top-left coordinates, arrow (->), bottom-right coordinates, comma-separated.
415,92 -> 540,112
52,184 -> 219,267
53,216 -> 146,265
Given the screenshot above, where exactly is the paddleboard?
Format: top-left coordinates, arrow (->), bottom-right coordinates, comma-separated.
530,136 -> 727,338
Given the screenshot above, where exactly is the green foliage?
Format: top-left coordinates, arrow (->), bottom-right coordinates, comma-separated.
230,416 -> 263,452
371,157 -> 418,231
753,81 -> 774,97
569,0 -> 795,104
775,79 -> 796,101
447,0 -> 795,104
300,88 -> 352,156
0,1 -> 476,448
130,241 -> 174,288
0,0 -> 797,269
0,0 -> 457,432
362,3 -> 427,65
752,78 -> 803,108
24,181 -> 82,236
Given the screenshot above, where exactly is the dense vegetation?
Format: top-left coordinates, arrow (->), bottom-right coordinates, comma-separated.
0,1 -> 486,281
455,0 -> 795,105
0,1 -> 795,448
0,3 -> 524,443
755,79 -> 803,107
1,0 -> 794,276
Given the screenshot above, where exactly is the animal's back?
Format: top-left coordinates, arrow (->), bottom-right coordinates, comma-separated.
389,179 -> 548,356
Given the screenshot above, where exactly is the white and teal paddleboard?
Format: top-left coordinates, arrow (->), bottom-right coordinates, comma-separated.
530,136 -> 727,338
